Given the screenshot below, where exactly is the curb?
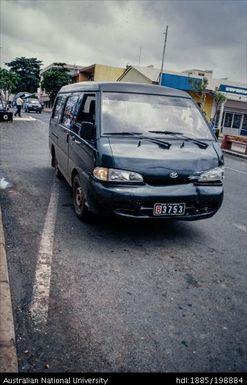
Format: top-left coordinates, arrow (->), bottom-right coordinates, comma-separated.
0,206 -> 18,372
218,137 -> 247,160
221,149 -> 247,160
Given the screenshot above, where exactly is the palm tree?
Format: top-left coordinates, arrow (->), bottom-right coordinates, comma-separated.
212,90 -> 227,128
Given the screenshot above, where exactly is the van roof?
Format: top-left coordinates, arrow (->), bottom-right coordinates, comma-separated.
59,81 -> 191,98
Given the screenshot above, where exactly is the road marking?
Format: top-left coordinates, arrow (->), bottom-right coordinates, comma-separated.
13,117 -> 36,121
29,179 -> 59,329
225,166 -> 247,175
233,223 -> 247,232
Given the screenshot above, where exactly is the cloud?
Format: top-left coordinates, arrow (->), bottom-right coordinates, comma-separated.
1,0 -> 246,83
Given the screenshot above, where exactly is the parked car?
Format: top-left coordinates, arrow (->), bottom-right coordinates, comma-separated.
24,98 -> 42,113
49,82 -> 224,222
0,99 -> 13,122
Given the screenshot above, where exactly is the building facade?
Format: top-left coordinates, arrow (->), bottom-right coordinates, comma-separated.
214,83 -> 247,135
73,64 -> 125,83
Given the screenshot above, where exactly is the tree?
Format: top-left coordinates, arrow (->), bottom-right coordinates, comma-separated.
41,64 -> 72,105
0,68 -> 20,109
189,77 -> 208,112
212,90 -> 227,127
5,57 -> 42,94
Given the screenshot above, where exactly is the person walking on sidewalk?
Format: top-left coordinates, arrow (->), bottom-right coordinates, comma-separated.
14,97 -> 24,117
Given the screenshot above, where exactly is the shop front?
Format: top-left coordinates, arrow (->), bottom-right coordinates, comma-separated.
217,84 -> 247,136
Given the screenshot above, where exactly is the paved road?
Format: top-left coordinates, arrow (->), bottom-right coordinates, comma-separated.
0,117 -> 246,372
23,110 -> 51,124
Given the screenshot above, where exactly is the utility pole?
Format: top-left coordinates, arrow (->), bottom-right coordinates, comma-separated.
159,25 -> 168,85
138,47 -> 142,65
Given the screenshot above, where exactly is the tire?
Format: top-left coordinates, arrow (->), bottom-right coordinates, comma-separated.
53,153 -> 62,179
73,174 -> 92,222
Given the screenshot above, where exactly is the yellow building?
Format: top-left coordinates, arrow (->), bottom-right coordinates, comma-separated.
73,64 -> 125,83
188,91 -> 214,121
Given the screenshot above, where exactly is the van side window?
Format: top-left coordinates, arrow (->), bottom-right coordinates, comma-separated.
52,95 -> 67,122
75,94 -> 96,138
61,94 -> 79,129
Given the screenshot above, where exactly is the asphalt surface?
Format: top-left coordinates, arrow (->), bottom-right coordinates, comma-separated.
0,113 -> 246,372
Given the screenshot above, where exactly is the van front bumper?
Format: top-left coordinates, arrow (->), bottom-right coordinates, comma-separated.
87,179 -> 224,221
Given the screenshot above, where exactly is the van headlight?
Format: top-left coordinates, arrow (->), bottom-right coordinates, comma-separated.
197,166 -> 224,183
93,167 -> 143,183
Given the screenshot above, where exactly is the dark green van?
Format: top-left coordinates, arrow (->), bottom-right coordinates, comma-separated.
49,82 -> 224,221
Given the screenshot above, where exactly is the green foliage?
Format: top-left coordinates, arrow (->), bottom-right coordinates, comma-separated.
188,77 -> 208,110
213,90 -> 227,107
41,65 -> 71,104
189,77 -> 208,93
5,57 -> 42,93
0,68 -> 20,105
211,90 -> 227,127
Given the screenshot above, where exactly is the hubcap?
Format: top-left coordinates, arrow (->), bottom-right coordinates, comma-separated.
75,186 -> 82,207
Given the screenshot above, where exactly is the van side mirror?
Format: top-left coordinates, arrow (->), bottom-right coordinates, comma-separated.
80,121 -> 95,141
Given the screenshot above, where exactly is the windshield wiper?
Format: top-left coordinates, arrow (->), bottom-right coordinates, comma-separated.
148,130 -> 208,149
104,132 -> 171,148
140,135 -> 171,149
104,132 -> 141,136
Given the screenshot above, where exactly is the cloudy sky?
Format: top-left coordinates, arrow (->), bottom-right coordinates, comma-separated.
1,0 -> 246,83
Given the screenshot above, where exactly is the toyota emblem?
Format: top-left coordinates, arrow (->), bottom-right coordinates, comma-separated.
170,171 -> 178,178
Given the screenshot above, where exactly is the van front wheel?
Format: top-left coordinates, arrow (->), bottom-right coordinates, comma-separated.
73,174 -> 92,222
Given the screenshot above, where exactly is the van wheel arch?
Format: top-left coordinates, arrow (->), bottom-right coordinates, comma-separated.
72,172 -> 93,222
51,147 -> 62,179
71,169 -> 79,185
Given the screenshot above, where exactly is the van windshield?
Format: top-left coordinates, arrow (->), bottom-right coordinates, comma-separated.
102,93 -> 214,140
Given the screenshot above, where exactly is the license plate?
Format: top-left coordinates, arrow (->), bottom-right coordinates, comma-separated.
153,203 -> 185,216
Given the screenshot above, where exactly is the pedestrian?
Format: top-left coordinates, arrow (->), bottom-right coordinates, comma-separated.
14,96 -> 24,117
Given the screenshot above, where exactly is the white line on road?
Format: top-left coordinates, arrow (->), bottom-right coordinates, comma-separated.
13,117 -> 36,121
29,178 -> 59,329
233,223 -> 247,232
225,166 -> 247,175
